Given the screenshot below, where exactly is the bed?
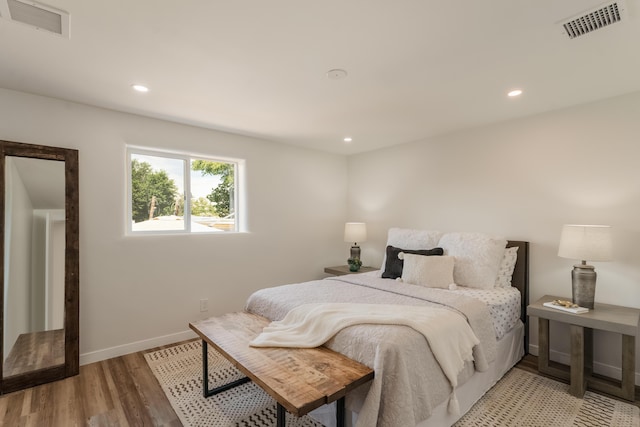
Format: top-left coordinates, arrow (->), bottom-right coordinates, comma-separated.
245,229 -> 529,427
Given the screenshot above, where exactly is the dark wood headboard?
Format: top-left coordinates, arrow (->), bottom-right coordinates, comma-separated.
507,241 -> 530,354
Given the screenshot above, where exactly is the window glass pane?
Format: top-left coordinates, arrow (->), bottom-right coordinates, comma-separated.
190,159 -> 236,232
130,153 -> 186,232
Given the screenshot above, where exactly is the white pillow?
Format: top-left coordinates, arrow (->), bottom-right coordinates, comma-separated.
494,246 -> 519,288
437,232 -> 507,289
380,228 -> 443,271
399,253 -> 455,289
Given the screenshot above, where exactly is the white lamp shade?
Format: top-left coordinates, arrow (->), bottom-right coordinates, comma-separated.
344,222 -> 367,243
558,224 -> 613,262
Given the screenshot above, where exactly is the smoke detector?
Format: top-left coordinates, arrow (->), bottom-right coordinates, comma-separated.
327,69 -> 348,80
0,0 -> 69,38
559,1 -> 627,39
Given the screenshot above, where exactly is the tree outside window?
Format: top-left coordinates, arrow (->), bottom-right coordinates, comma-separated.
128,149 -> 238,233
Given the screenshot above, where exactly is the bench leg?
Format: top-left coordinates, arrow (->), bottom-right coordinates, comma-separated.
336,397 -> 345,427
201,340 -> 250,398
274,397 -> 344,427
277,403 -> 286,427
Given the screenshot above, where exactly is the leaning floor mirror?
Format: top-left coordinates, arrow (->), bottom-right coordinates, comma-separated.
0,140 -> 79,394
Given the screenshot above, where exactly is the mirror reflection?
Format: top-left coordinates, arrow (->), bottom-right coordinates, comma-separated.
3,156 -> 66,378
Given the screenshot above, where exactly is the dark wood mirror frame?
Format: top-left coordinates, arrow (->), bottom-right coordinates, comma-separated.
0,140 -> 79,394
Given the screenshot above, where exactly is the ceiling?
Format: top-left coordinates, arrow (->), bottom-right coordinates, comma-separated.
0,0 -> 639,155
10,156 -> 65,210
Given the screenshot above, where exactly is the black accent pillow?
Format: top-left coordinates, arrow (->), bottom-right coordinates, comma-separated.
381,245 -> 444,279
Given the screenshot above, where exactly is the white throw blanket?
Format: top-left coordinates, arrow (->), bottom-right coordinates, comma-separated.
250,302 -> 480,414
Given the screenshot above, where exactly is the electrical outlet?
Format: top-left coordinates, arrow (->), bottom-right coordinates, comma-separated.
199,299 -> 208,312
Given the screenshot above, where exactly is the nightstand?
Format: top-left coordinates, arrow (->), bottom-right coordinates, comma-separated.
324,265 -> 378,276
527,294 -> 640,401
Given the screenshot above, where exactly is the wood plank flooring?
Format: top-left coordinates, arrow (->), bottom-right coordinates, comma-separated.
0,341 -> 185,426
4,329 -> 65,377
0,348 -> 637,426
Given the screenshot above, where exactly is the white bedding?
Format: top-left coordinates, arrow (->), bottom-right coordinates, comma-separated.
359,269 -> 521,340
447,286 -> 521,340
250,302 -> 482,414
245,273 -> 514,427
311,322 -> 525,427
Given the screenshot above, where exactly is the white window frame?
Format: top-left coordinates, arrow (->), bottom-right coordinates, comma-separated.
126,146 -> 242,235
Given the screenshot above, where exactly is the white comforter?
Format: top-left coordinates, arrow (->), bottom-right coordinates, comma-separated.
250,302 -> 480,407
245,274 -> 497,427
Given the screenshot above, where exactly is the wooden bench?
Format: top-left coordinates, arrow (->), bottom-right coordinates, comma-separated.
189,311 -> 374,427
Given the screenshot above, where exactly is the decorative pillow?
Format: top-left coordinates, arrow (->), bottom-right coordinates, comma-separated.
494,246 -> 519,288
437,232 -> 507,289
400,253 -> 455,289
382,245 -> 444,279
380,228 -> 443,271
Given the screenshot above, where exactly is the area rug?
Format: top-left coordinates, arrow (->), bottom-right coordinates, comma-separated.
146,340 -> 639,427
455,368 -> 639,427
144,340 -> 324,427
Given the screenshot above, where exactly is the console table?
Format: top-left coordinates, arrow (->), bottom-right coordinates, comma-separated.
527,295 -> 640,401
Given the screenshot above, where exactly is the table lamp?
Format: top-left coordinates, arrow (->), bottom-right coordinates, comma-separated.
344,222 -> 367,261
557,224 -> 612,309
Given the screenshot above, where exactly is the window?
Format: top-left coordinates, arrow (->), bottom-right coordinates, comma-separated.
127,147 -> 240,234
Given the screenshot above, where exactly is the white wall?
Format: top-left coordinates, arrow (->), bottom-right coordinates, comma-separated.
3,158 -> 33,359
348,91 -> 640,381
0,88 -> 348,363
48,217 -> 66,330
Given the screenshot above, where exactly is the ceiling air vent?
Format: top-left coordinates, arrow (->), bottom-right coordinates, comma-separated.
560,1 -> 627,39
0,0 -> 69,38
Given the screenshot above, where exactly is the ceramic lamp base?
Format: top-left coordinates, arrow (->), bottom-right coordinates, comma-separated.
350,245 -> 361,260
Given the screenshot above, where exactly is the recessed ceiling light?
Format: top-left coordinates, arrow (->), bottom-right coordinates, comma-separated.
508,89 -> 523,97
343,137 -> 353,143
132,84 -> 149,93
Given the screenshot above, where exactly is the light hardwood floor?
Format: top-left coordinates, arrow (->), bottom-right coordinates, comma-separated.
0,341 -> 184,426
0,347 -> 637,426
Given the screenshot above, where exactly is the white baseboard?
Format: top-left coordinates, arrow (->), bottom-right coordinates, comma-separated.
528,344 -> 640,386
80,329 -> 197,365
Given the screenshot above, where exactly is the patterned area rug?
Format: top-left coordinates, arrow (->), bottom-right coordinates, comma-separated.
146,340 -> 639,427
144,340 -> 324,427
455,368 -> 640,427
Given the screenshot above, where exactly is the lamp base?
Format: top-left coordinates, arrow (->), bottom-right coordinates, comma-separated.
350,245 -> 361,260
571,264 -> 596,309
